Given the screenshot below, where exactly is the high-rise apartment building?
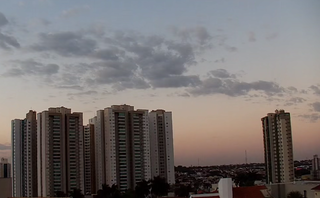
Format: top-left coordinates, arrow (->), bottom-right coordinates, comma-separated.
91,110 -> 106,190
149,110 -> 175,185
37,107 -> 84,197
11,110 -> 38,197
91,105 -> 151,191
83,124 -> 96,195
0,158 -> 11,178
261,109 -> 294,184
312,155 -> 320,180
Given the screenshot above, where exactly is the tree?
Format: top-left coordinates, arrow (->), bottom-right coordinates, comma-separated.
97,184 -> 121,198
150,176 -> 170,197
55,191 -> 67,197
175,184 -> 192,197
287,191 -> 303,198
122,189 -> 136,198
234,171 -> 261,187
69,188 -> 84,198
135,180 -> 150,198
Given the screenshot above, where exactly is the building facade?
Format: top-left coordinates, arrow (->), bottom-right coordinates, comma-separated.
261,109 -> 294,184
312,155 -> 320,180
83,124 -> 96,195
149,110 -> 175,185
11,110 -> 38,197
102,105 -> 151,191
0,158 -> 11,178
37,107 -> 84,197
92,110 -> 106,191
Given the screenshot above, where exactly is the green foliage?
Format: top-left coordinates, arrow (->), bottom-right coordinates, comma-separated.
287,191 -> 303,198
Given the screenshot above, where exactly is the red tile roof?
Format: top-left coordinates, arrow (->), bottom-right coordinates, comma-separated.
233,186 -> 268,198
312,185 -> 320,190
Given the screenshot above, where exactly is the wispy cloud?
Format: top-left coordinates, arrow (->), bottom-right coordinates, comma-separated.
61,5 -> 90,19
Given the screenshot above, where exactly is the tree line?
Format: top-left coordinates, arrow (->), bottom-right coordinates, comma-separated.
55,176 -> 170,198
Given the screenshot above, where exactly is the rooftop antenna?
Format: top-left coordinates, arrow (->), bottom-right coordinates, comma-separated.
198,158 -> 200,167
245,150 -> 248,164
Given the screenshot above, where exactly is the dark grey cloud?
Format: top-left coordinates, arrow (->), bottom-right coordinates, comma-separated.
287,86 -> 298,93
248,32 -> 256,42
4,59 -> 59,77
0,12 -> 20,50
310,85 -> 320,95
209,69 -> 235,79
150,75 -> 201,88
55,85 -> 83,90
31,32 -> 97,56
0,144 -> 10,150
299,113 -> 320,122
312,102 -> 320,112
91,48 -> 125,61
189,75 -> 284,97
0,33 -> 20,49
68,90 -> 98,96
0,12 -> 9,27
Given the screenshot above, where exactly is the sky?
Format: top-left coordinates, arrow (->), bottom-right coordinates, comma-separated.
0,0 -> 319,166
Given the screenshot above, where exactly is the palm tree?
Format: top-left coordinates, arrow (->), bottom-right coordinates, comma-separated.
69,188 -> 84,198
287,191 -> 303,198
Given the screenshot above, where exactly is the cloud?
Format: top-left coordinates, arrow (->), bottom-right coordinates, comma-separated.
248,32 -> 256,42
209,69 -> 235,78
189,71 -> 284,97
312,102 -> 320,112
287,86 -> 298,93
31,31 -> 97,56
170,26 -> 212,46
0,12 -> 9,27
30,18 -> 51,27
299,113 -> 320,122
0,144 -> 10,150
26,27 -> 293,98
4,59 -> 59,76
68,90 -> 98,96
150,75 -> 201,88
310,85 -> 320,95
61,5 -> 90,18
55,85 -> 83,90
289,97 -> 306,103
0,13 -> 20,50
225,46 -> 237,52
0,33 -> 20,49
266,33 -> 278,40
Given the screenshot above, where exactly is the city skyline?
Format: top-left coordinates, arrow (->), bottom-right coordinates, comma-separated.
0,0 -> 319,166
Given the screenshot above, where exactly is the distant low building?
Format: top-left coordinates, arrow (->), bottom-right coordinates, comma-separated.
0,158 -> 11,178
312,155 -> 320,180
